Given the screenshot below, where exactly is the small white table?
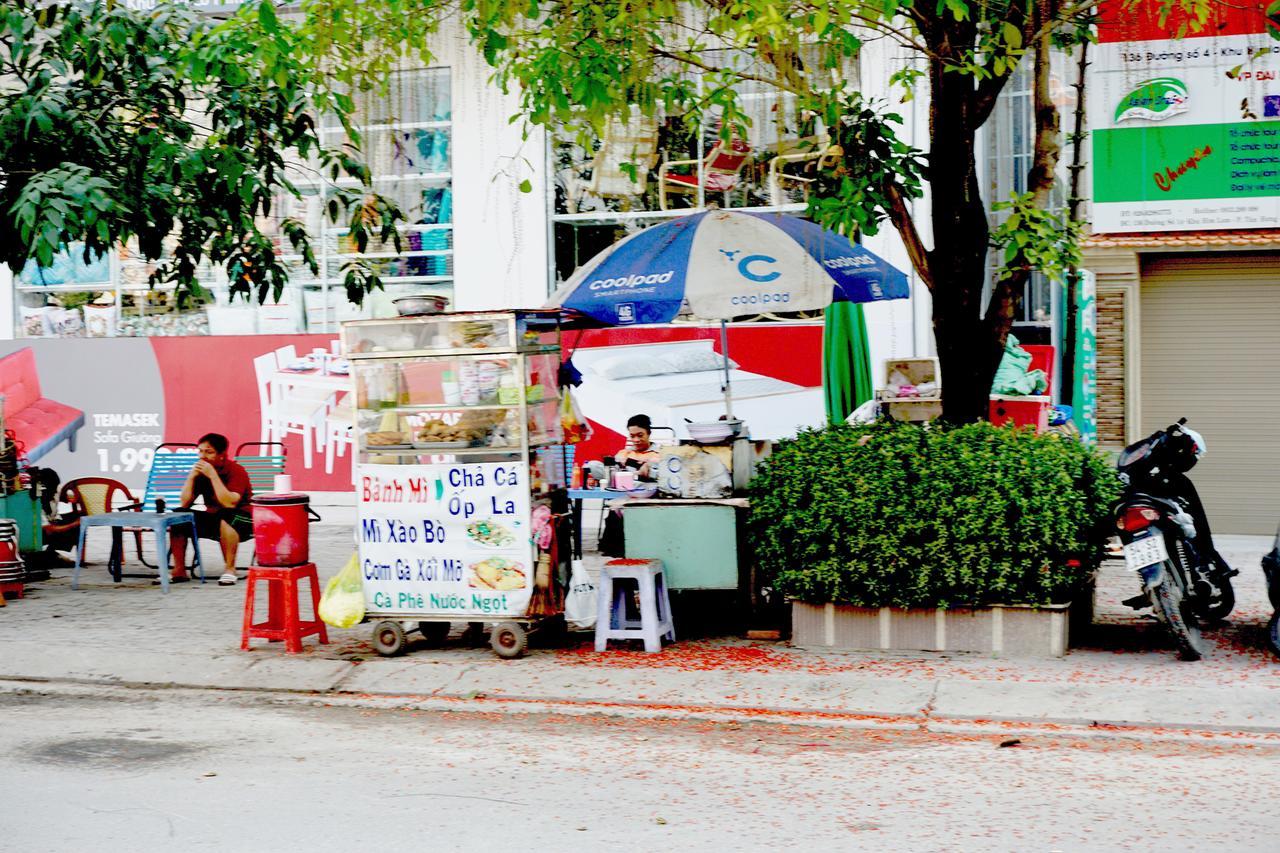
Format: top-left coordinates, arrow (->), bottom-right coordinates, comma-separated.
271,368 -> 351,400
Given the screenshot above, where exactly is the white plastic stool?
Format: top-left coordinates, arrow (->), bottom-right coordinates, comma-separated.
595,558 -> 676,653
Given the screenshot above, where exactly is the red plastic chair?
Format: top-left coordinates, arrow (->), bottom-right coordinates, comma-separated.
658,137 -> 753,209
59,477 -> 143,564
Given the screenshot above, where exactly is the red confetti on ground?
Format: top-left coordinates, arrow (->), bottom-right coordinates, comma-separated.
555,640 -> 867,674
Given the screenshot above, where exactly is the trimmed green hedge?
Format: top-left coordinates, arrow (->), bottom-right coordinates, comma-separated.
748,421 -> 1121,608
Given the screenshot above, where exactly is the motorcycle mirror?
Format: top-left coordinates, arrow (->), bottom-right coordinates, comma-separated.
1178,417 -> 1187,425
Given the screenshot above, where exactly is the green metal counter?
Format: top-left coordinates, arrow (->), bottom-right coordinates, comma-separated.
0,489 -> 42,552
621,498 -> 748,591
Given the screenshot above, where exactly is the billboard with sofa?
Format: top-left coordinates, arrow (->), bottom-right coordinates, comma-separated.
0,336 -> 355,494
0,322 -> 826,496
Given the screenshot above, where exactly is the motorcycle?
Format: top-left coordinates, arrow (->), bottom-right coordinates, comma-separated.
1113,418 -> 1237,660
1261,527 -> 1280,658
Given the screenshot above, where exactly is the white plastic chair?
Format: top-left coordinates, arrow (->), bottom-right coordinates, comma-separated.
324,395 -> 356,477
561,114 -> 660,213
271,345 -> 338,451
252,352 -> 276,444
252,353 -> 329,468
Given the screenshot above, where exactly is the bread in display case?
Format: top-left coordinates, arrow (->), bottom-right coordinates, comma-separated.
341,310 -> 561,358
342,311 -> 563,464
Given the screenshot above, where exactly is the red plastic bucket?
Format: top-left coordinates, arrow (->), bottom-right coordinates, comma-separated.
251,494 -> 320,567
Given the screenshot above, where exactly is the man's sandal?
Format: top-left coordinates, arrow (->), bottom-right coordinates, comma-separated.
218,572 -> 238,586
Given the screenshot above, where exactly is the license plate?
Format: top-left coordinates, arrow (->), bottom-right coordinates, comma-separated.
1124,535 -> 1168,571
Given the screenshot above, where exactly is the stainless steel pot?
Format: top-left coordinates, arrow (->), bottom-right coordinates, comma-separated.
392,295 -> 449,316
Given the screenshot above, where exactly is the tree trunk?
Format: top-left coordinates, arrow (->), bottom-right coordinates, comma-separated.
924,24 -> 998,423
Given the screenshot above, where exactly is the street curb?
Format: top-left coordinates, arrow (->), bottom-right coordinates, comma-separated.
5,676 -> 1280,745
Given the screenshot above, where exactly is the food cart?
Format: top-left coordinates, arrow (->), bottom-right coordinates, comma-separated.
341,310 -> 566,657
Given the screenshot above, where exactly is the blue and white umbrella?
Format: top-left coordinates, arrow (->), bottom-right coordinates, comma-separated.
548,209 -> 909,327
547,210 -> 910,420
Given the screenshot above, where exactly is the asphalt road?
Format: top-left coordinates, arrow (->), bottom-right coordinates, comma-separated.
2,688 -> 1279,852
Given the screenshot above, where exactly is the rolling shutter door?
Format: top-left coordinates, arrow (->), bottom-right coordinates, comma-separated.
1096,289 -> 1128,447
1140,253 -> 1280,535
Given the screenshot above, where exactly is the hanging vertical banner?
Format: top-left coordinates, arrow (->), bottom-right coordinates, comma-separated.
1073,271 -> 1098,445
357,462 -> 533,618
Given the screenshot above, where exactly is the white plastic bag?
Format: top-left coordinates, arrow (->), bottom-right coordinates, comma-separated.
846,398 -> 881,425
564,559 -> 596,631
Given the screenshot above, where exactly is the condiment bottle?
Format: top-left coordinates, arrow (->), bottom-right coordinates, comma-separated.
441,370 -> 461,405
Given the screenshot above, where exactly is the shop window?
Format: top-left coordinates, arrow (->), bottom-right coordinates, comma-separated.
13,67 -> 453,338
548,45 -> 854,322
983,54 -> 1077,342
551,49 -> 843,219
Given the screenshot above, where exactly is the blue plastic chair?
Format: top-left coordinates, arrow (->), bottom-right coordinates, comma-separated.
71,444 -> 205,592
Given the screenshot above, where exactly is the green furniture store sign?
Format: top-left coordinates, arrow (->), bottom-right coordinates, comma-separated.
1090,1 -> 1280,232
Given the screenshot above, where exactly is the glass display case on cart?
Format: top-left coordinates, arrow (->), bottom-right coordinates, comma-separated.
341,310 -> 566,658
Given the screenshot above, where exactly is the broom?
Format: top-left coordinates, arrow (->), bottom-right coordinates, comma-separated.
525,523 -> 563,617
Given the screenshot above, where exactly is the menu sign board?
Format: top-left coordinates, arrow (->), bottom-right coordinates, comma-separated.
357,462 -> 532,618
1090,0 -> 1280,232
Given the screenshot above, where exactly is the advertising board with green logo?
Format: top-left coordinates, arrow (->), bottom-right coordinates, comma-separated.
1090,0 -> 1280,232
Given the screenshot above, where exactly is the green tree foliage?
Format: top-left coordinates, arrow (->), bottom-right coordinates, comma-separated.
458,0 -> 1212,420
749,421 -> 1120,607
0,0 -> 404,303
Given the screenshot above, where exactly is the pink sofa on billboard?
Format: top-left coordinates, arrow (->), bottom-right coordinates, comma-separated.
0,347 -> 85,463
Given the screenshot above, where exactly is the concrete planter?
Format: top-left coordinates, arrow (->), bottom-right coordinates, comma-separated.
790,601 -> 1072,658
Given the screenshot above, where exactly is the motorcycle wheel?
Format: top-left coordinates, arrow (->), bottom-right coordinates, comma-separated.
1152,574 -> 1205,661
1193,574 -> 1236,625
1268,613 -> 1280,659
1193,553 -> 1237,624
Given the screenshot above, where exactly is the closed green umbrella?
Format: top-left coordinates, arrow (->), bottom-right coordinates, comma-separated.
823,301 -> 874,425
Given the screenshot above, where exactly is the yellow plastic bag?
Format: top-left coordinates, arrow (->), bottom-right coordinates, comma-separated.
319,554 -> 365,629
559,388 -> 592,444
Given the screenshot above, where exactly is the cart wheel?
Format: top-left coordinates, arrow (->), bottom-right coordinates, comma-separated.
490,621 -> 529,659
418,621 -> 450,648
372,620 -> 408,657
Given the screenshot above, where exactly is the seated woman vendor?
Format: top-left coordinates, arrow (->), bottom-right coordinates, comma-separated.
614,414 -> 661,480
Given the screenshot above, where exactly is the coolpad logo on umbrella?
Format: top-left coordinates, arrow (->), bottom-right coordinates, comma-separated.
720,249 -> 782,283
1114,78 -> 1189,123
824,255 -> 875,270
588,270 -> 675,290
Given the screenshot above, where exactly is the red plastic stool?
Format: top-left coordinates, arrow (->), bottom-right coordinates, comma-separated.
241,562 -> 329,653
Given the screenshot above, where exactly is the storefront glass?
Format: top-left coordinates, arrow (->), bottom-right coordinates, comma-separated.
548,48 -> 855,322
13,67 -> 453,339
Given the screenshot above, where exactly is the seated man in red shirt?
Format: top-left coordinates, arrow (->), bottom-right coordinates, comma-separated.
168,433 -> 254,586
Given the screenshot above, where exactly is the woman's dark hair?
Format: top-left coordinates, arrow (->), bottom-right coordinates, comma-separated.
198,433 -> 230,454
626,414 -> 652,432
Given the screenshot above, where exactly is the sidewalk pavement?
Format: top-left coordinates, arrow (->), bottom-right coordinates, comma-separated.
2,517 -> 1278,737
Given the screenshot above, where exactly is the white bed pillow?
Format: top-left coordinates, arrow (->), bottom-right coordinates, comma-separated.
590,354 -> 674,380
660,348 -> 739,374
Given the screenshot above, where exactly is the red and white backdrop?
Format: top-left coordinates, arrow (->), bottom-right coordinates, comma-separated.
0,335 -> 352,492
0,323 -> 825,492
562,323 -> 826,466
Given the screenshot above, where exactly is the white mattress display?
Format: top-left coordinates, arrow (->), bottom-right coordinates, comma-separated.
571,340 -> 825,441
